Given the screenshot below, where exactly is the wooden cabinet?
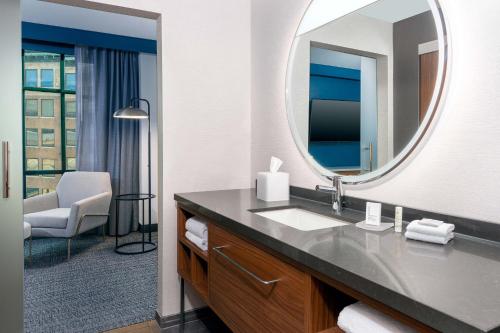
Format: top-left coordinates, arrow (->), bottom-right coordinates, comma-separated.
176,206 -> 436,333
209,223 -> 307,333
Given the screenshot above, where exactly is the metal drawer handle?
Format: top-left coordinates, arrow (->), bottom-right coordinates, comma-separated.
213,246 -> 280,286
2,141 -> 9,199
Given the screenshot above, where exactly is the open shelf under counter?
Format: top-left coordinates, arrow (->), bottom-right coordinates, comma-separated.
177,206 -> 209,303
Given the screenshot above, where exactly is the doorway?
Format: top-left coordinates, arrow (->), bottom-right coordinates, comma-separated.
15,1 -> 162,332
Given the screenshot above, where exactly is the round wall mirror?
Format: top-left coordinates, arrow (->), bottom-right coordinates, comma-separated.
286,0 -> 448,184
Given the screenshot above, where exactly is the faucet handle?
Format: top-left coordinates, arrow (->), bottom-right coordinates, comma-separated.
332,175 -> 342,186
333,176 -> 344,199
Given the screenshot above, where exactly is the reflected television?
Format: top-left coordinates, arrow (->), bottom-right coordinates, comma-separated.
309,99 -> 360,142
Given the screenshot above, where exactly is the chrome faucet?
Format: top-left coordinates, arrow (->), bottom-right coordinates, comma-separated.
316,176 -> 343,215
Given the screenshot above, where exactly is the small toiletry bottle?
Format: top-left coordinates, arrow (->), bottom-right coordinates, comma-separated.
394,207 -> 403,232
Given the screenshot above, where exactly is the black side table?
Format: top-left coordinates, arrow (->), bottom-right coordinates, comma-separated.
115,193 -> 157,254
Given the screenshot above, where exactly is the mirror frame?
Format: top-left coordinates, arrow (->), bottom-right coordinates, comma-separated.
285,0 -> 449,185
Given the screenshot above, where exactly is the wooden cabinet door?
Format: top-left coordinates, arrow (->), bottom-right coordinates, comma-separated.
209,224 -> 307,333
419,51 -> 439,123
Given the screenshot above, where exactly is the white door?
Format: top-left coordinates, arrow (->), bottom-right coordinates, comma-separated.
0,0 -> 24,331
360,56 -> 378,172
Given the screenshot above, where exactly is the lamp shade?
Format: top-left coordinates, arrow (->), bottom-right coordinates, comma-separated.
113,106 -> 149,119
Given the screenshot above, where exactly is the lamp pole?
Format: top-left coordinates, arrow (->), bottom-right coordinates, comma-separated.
130,97 -> 152,241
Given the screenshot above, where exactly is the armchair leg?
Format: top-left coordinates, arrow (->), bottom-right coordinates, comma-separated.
102,225 -> 106,241
67,239 -> 71,260
29,237 -> 32,265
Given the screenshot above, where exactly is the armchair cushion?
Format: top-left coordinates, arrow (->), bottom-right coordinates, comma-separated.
66,192 -> 112,237
57,172 -> 112,208
24,208 -> 71,229
23,192 -> 58,215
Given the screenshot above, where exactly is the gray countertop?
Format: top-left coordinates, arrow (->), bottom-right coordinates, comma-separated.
174,189 -> 500,333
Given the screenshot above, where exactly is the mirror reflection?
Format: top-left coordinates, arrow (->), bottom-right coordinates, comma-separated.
287,0 -> 444,177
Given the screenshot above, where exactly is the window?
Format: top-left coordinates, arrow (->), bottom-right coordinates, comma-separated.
23,51 -> 75,198
41,69 -> 54,88
66,100 -> 76,118
26,158 -> 39,171
42,159 -> 56,178
42,188 -> 54,194
41,99 -> 54,117
64,56 -> 76,92
26,128 -> 38,146
25,99 -> 38,117
65,73 -> 76,91
67,157 -> 76,170
25,69 -> 37,87
42,159 -> 55,171
41,129 -> 55,147
66,129 -> 76,147
26,188 -> 40,198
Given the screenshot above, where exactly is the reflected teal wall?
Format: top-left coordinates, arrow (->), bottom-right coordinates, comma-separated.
309,63 -> 360,168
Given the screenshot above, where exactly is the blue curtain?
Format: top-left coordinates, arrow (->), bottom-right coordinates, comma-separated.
75,46 -> 140,236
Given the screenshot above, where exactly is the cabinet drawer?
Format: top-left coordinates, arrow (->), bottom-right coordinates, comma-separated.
209,224 -> 306,333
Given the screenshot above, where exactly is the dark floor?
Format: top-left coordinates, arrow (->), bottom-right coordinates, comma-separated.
106,315 -> 231,333
164,315 -> 231,333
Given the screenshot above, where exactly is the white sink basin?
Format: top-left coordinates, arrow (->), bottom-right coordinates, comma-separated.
254,208 -> 348,231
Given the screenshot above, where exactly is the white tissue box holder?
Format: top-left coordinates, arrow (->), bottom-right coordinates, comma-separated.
257,172 -> 289,202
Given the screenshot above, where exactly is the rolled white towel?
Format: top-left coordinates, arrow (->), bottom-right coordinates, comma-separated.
338,302 -> 417,333
186,217 -> 208,241
185,231 -> 208,251
406,220 -> 454,237
405,231 -> 454,245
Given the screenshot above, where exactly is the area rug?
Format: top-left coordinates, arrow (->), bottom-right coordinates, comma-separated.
24,232 -> 158,333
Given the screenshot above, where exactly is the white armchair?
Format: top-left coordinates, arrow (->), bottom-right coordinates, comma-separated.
24,171 -> 112,259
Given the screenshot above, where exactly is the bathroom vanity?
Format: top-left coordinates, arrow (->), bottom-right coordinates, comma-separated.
175,189 -> 500,333
174,1 -> 497,331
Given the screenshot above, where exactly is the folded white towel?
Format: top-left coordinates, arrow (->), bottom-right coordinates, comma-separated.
406,220 -> 454,237
417,218 -> 443,227
405,231 -> 454,245
185,231 -> 208,251
186,217 -> 208,241
338,302 -> 417,333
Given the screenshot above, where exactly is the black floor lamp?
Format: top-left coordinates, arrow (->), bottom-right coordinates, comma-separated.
113,98 -> 156,254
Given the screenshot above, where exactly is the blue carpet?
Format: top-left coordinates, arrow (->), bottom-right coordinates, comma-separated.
24,232 -> 158,333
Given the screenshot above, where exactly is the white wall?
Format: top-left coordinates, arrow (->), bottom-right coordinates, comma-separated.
252,0 -> 500,224
139,53 -> 158,225
310,48 -> 361,69
76,0 -> 251,317
22,0 -> 156,39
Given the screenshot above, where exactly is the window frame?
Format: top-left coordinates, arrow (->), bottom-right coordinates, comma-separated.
25,128 -> 39,147
66,129 -> 76,147
41,128 -> 55,147
41,158 -> 56,178
22,50 -> 76,198
25,98 -> 38,117
40,68 -> 55,88
65,72 -> 76,91
40,98 -> 55,117
26,158 -> 39,171
24,69 -> 38,88
65,99 -> 76,118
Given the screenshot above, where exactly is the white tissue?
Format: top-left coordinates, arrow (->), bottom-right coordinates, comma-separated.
269,156 -> 283,173
257,156 -> 289,202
